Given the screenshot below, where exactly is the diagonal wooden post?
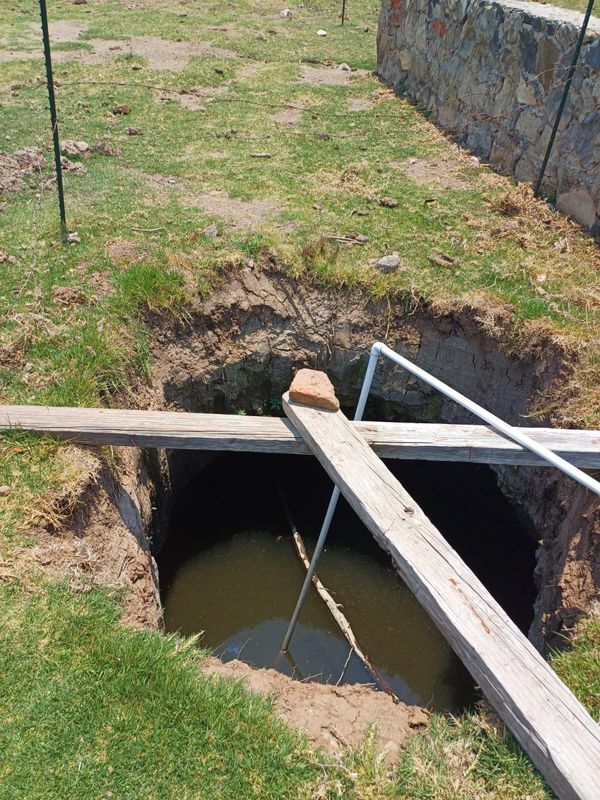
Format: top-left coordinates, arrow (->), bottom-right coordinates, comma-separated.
282,384 -> 600,800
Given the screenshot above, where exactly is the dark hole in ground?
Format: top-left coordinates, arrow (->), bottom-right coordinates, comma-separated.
158,447 -> 537,713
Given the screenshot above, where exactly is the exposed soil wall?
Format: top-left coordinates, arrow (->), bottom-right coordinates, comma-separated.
47,447 -> 164,628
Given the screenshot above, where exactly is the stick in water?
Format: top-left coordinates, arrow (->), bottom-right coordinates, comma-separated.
277,482 -> 397,699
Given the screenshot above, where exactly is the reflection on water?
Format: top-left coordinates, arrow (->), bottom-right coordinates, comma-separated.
160,451 -> 535,713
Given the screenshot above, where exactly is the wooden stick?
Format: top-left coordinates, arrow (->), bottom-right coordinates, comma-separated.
291,530 -> 370,663
278,484 -> 396,697
282,392 -> 600,800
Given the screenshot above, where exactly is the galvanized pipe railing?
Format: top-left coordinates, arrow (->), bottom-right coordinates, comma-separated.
281,341 -> 600,652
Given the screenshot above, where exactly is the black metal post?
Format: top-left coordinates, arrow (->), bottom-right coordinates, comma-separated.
534,0 -> 596,197
341,0 -> 347,25
39,0 -> 67,239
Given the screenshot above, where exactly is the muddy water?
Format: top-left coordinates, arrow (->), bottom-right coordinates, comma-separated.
160,452 -> 536,712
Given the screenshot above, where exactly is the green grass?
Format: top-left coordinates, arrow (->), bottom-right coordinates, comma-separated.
0,583 -> 318,800
532,0 -> 597,13
0,0 -> 597,544
341,614 -> 600,800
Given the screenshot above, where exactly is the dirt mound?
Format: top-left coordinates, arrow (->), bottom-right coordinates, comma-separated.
204,656 -> 429,761
0,147 -> 44,195
106,238 -> 144,266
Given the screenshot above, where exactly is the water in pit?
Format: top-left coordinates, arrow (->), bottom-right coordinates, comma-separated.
159,451 -> 536,713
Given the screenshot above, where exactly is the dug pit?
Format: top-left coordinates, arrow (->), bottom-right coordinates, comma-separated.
49,264 -> 598,753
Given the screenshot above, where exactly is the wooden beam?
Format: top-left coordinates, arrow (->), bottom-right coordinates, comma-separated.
0,404 -> 598,466
282,392 -> 600,800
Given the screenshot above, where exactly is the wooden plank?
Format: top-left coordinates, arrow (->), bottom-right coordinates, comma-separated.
0,404 -> 598,466
282,392 -> 600,800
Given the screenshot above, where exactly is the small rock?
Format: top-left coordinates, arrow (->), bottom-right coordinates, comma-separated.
337,63 -> 352,72
556,189 -> 597,229
60,140 -> 90,157
250,152 -> 272,158
317,29 -> 327,36
0,486 -> 11,497
126,127 -> 143,136
72,0 -> 87,4
289,369 -> 340,412
66,231 -> 81,244
280,8 -> 292,17
354,233 -> 369,243
60,156 -> 86,173
94,137 -> 121,157
379,197 -> 398,208
112,105 -> 131,115
203,223 -> 218,238
377,253 -> 401,273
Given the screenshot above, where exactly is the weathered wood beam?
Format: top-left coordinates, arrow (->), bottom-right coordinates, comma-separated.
0,404 -> 598,467
282,392 -> 600,800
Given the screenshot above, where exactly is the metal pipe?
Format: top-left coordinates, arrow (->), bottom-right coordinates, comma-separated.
280,347 -> 380,652
39,0 -> 67,239
373,341 -> 600,497
534,0 -> 596,197
280,485 -> 341,652
341,0 -> 347,25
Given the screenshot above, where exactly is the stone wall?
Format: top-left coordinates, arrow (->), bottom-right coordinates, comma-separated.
377,0 -> 600,232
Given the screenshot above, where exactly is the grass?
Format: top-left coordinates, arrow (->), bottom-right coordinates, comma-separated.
0,0 -> 599,797
0,582 -> 318,800
532,0 -> 597,12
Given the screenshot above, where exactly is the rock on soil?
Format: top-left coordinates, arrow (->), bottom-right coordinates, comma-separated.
61,140 -> 90,157
377,253 -> 401,272
203,657 -> 429,761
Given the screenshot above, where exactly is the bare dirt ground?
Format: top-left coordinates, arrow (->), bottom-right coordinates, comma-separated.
8,447 -> 162,628
299,64 -> 370,86
183,190 -> 283,228
388,156 -> 472,191
0,21 -> 236,69
203,656 -> 430,761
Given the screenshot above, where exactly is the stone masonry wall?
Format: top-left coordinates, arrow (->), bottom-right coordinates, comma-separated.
377,0 -> 600,232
